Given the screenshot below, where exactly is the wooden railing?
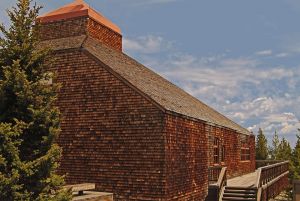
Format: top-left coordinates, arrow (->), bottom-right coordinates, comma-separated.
254,161 -> 289,201
217,167 -> 227,201
208,166 -> 222,183
255,161 -> 289,187
256,160 -> 284,169
208,166 -> 227,201
256,187 -> 262,201
218,167 -> 227,189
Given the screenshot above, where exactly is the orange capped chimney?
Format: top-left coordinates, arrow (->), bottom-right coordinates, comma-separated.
38,0 -> 122,51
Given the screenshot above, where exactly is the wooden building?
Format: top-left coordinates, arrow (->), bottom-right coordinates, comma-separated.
38,1 -> 256,200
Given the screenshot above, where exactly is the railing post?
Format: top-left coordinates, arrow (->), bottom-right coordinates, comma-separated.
208,166 -> 227,201
268,185 -> 271,201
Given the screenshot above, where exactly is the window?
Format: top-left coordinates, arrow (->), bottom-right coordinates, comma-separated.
241,148 -> 250,161
221,145 -> 225,162
213,138 -> 220,164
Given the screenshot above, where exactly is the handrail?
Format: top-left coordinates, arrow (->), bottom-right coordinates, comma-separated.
255,168 -> 262,188
255,161 -> 289,188
261,171 -> 289,190
217,167 -> 227,201
256,160 -> 283,168
260,161 -> 289,170
217,167 -> 227,187
208,166 -> 227,201
256,187 -> 262,201
254,161 -> 289,201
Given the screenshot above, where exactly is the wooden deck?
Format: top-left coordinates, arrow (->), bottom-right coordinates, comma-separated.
227,171 -> 257,188
208,162 -> 289,200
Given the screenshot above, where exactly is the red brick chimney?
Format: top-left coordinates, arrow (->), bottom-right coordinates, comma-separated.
38,0 -> 122,51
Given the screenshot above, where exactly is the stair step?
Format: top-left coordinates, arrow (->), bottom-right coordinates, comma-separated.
224,189 -> 256,194
222,186 -> 257,201
225,186 -> 256,190
222,197 -> 256,201
223,193 -> 256,198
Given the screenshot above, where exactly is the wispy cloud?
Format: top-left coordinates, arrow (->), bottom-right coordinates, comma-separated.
275,52 -> 289,58
124,34 -> 300,145
124,35 -> 173,54
255,49 -> 273,56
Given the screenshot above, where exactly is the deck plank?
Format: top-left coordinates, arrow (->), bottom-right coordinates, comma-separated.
227,171 -> 257,188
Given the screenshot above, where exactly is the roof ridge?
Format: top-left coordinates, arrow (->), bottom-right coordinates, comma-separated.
82,37 -> 250,135
40,35 -> 250,135
112,43 -> 249,133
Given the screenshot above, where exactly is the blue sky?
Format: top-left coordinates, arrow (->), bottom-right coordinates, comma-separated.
1,0 -> 300,146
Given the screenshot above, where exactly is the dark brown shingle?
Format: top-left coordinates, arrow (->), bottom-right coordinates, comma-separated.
41,35 -> 250,135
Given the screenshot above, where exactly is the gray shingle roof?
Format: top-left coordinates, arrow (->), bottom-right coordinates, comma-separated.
41,35 -> 250,135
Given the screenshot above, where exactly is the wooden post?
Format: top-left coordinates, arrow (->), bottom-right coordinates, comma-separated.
294,180 -> 300,201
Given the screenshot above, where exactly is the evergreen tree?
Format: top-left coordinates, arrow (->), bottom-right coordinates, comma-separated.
277,137 -> 293,181
292,130 -> 300,179
255,128 -> 269,160
0,0 -> 71,200
270,130 -> 280,159
277,137 -> 292,161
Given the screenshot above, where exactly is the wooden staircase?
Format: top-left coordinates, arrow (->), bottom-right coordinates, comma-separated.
221,186 -> 256,201
218,161 -> 289,201
208,161 -> 289,201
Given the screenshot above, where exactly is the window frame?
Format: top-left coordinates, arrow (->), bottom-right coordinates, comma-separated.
221,145 -> 225,163
213,137 -> 220,164
241,147 -> 250,161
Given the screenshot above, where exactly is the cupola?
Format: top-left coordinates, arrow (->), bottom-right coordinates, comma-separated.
38,0 -> 122,51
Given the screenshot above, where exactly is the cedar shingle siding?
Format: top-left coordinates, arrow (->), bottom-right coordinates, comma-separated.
53,50 -> 166,199
39,1 -> 256,200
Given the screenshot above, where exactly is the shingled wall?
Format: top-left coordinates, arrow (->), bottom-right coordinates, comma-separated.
165,114 -> 209,200
52,49 -> 166,200
39,17 -> 87,40
51,47 -> 214,200
87,18 -> 122,52
208,126 -> 255,177
40,17 -> 122,51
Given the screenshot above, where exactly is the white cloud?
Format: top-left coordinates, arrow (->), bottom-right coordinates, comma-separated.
276,52 -> 289,58
123,35 -> 173,54
158,54 -> 300,139
161,55 -> 294,93
256,113 -> 300,136
124,34 -> 300,144
225,97 -> 300,146
255,49 -> 273,56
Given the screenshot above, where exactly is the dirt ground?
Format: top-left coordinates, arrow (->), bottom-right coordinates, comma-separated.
269,191 -> 292,201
